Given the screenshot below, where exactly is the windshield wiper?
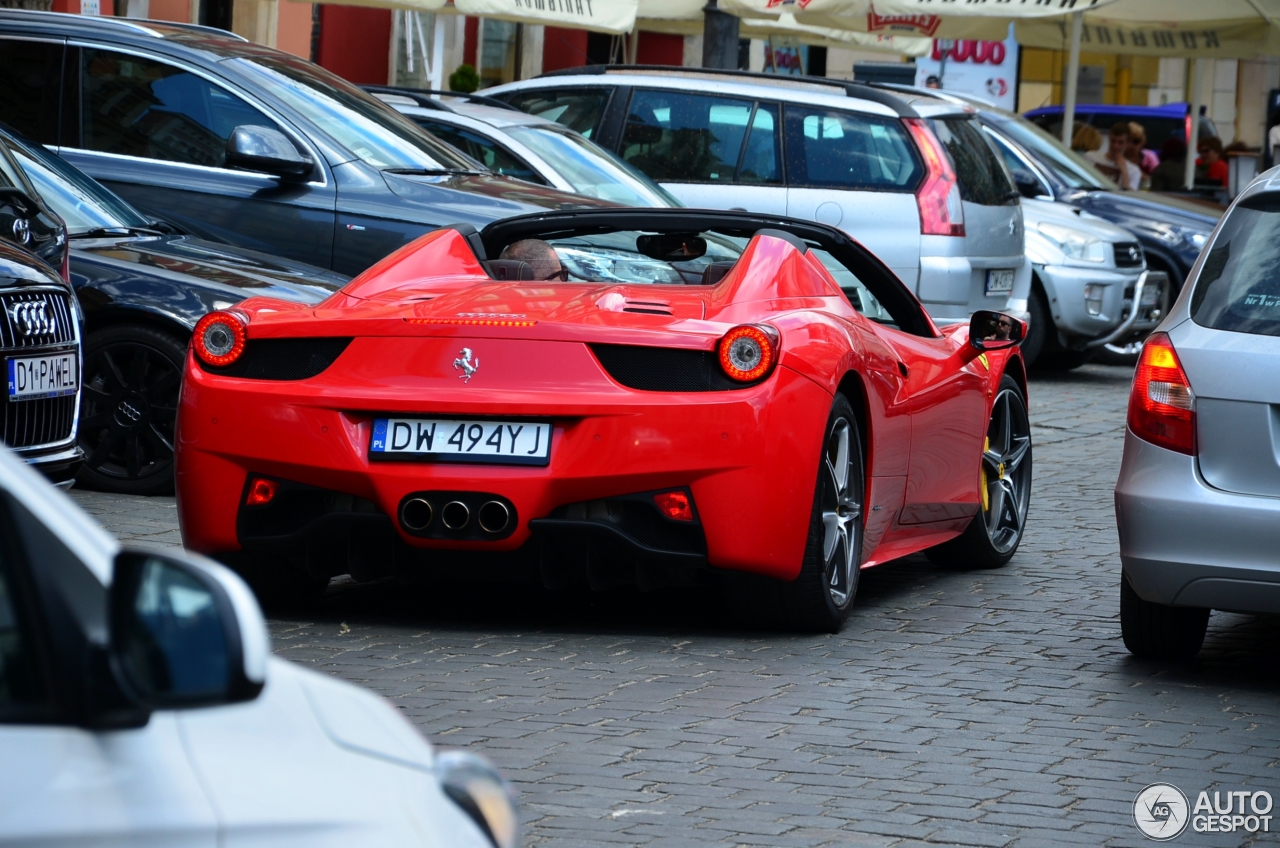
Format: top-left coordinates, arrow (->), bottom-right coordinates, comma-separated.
69,226 -> 167,240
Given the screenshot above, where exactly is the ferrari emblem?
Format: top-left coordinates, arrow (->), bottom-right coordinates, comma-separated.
977,353 -> 990,371
453,348 -> 479,382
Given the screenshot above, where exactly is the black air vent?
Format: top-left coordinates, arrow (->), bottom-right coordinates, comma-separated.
621,299 -> 673,316
200,337 -> 352,380
590,344 -> 762,392
1114,242 -> 1144,268
3,394 -> 76,449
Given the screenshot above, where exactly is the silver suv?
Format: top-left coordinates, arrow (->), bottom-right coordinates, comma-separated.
488,67 -> 1030,325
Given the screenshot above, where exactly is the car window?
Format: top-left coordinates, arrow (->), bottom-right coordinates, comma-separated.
994,117 -> 1116,191
508,126 -> 671,205
783,106 -> 921,192
0,40 -> 62,146
6,138 -> 152,234
229,55 -> 475,172
79,48 -> 282,169
501,88 -> 610,140
621,90 -> 760,184
1190,196 -> 1280,338
415,119 -> 538,182
809,248 -> 897,326
0,511 -> 45,714
985,130 -> 1046,194
738,104 -> 781,185
930,117 -> 1017,206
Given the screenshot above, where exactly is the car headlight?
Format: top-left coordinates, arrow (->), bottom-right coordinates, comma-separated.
555,246 -> 685,284
436,750 -> 519,848
1035,222 -> 1106,263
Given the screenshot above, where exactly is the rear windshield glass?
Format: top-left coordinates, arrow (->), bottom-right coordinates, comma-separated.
1191,197 -> 1280,337
931,117 -> 1017,206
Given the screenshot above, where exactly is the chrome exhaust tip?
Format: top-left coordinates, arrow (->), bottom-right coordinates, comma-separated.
401,497 -> 434,531
441,500 -> 470,530
477,500 -> 511,534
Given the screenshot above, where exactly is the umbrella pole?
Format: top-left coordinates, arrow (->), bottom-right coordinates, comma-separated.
1061,10 -> 1083,148
1185,58 -> 1206,191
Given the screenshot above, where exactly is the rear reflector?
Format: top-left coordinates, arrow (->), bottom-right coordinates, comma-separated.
245,476 -> 279,507
653,490 -> 694,522
1128,332 -> 1196,455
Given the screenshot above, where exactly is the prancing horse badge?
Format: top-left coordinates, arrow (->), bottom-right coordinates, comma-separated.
454,348 -> 479,382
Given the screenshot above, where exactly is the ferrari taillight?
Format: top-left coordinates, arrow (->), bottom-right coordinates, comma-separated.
1128,332 -> 1196,455
192,310 -> 247,368
903,118 -> 966,238
718,324 -> 777,383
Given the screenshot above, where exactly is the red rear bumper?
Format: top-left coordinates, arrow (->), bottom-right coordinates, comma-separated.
176,337 -> 833,581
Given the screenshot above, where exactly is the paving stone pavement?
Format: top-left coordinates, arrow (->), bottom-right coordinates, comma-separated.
71,364 -> 1280,847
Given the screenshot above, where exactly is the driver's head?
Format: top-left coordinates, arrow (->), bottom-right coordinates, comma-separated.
500,239 -> 566,281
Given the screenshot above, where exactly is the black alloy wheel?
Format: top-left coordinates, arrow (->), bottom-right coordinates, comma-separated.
77,325 -> 185,495
927,375 -> 1031,568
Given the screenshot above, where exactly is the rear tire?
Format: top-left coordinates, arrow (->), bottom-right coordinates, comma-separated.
781,395 -> 864,632
926,375 -> 1031,569
1034,349 -> 1094,371
1021,284 -> 1050,368
1120,576 -> 1208,660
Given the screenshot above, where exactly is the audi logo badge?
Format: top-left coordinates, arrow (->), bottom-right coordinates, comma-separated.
11,218 -> 30,245
8,300 -> 56,337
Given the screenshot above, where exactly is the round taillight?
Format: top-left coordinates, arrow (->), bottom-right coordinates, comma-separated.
718,324 -> 777,382
192,311 -> 247,367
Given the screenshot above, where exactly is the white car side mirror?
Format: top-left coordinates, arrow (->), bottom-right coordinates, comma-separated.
109,549 -> 269,709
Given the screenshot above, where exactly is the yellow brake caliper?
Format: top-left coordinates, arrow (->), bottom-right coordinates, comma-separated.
981,437 -> 990,512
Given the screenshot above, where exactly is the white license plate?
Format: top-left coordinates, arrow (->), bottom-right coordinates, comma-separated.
985,269 -> 1015,296
7,353 -> 78,401
370,417 -> 551,466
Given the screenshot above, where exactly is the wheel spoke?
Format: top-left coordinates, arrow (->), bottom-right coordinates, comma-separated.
145,423 -> 175,455
985,478 -> 1005,536
129,347 -> 150,389
98,350 -> 128,393
823,510 -> 841,561
828,421 -> 850,493
1001,478 -> 1021,530
87,429 -> 123,468
126,435 -> 143,478
999,392 -> 1012,455
1004,437 -> 1030,473
144,369 -> 180,400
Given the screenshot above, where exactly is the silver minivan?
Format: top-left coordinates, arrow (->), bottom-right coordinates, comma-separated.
487,68 -> 1029,325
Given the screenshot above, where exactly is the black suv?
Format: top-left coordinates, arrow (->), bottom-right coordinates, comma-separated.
0,10 -> 609,277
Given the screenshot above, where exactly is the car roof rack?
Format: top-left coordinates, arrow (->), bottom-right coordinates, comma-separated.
360,85 -> 518,113
534,64 -> 925,118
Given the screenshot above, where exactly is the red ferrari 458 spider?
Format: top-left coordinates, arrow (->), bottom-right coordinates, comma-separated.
175,209 -> 1031,631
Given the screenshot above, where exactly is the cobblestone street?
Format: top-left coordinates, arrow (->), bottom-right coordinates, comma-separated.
72,364 -> 1280,847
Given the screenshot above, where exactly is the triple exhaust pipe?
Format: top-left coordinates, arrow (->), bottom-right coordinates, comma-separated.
398,492 -> 516,540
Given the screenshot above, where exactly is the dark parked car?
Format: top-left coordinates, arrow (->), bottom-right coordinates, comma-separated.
0,126 -> 349,495
0,131 -> 66,275
887,88 -> 1220,364
0,239 -> 82,485
1023,102 -> 1217,152
0,11 -> 609,277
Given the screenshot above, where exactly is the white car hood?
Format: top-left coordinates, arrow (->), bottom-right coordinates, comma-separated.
176,658 -> 490,848
1021,197 -> 1135,243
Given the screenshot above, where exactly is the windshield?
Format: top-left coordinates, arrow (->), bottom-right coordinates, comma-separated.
508,126 -> 680,207
6,138 -> 151,234
228,56 -> 478,172
998,116 -> 1118,191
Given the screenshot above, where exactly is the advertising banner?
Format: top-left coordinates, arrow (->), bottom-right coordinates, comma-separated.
914,24 -> 1019,112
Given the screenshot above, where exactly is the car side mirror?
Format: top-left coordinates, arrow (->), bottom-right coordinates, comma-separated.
969,309 -> 1025,351
225,125 -> 313,180
109,549 -> 268,710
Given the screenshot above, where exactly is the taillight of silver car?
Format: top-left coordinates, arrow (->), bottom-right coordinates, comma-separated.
1127,332 -> 1196,455
903,118 -> 965,238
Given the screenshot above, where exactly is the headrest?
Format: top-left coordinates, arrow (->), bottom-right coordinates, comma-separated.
701,261 -> 737,287
486,259 -> 535,281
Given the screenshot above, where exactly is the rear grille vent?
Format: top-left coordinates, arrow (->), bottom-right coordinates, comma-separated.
3,395 -> 76,449
590,344 -> 762,392
622,300 -> 673,316
200,337 -> 352,380
0,290 -> 77,349
1114,242 -> 1144,268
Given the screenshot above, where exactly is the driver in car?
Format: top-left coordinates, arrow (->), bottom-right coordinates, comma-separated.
500,239 -> 568,281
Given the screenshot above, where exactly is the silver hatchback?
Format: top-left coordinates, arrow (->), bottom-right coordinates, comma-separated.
1115,168 -> 1280,658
